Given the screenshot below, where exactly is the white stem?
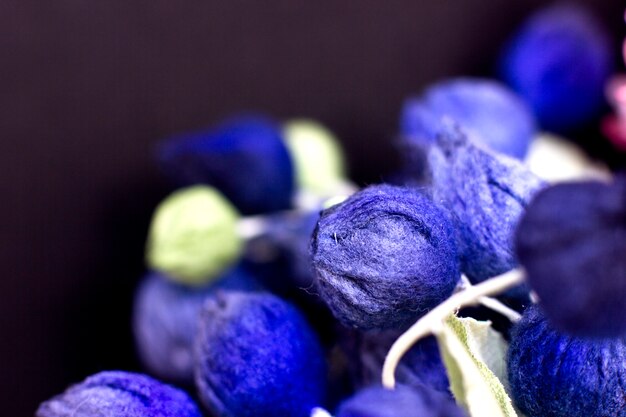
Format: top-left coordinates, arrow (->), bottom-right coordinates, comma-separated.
459,275 -> 522,322
238,182 -> 357,240
381,268 -> 525,389
236,215 -> 269,240
310,407 -> 333,417
477,296 -> 522,322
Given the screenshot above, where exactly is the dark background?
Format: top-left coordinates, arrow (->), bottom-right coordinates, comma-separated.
1,1 -> 624,415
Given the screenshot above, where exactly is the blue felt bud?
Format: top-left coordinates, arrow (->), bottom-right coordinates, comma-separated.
357,332 -> 450,395
133,266 -> 262,383
501,4 -> 613,133
508,306 -> 626,417
311,184 -> 460,330
401,78 -> 536,159
36,371 -> 202,417
428,122 -> 545,287
515,178 -> 626,337
336,385 -> 467,417
194,291 -> 327,417
157,115 -> 295,215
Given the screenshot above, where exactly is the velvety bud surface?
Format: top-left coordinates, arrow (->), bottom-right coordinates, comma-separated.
336,385 -> 466,417
311,184 -> 460,330
429,122 -> 544,287
133,266 -> 262,382
158,115 -> 294,215
515,178 -> 626,337
36,371 -> 202,417
401,78 -> 535,159
501,4 -> 613,133
194,291 -> 327,417
508,306 -> 626,417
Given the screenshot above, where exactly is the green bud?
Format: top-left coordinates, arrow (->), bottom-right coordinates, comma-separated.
284,119 -> 346,195
146,186 -> 242,285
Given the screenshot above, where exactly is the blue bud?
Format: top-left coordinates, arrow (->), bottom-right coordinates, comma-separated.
311,184 -> 460,330
262,210 -> 321,289
133,266 -> 263,383
401,78 -> 536,159
36,371 -> 202,417
336,385 -> 467,417
429,122 -> 544,288
508,306 -> 626,417
500,4 -> 613,133
194,291 -> 327,417
515,178 -> 626,337
157,115 -> 295,215
358,332 -> 450,395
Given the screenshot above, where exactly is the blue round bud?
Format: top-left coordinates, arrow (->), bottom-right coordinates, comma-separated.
508,306 -> 626,417
401,78 -> 536,159
157,115 -> 295,215
194,291 -> 327,417
429,122 -> 544,288
133,266 -> 263,383
36,371 -> 202,417
515,178 -> 626,337
500,4 -> 613,133
336,385 -> 467,417
358,332 -> 450,395
311,184 -> 460,330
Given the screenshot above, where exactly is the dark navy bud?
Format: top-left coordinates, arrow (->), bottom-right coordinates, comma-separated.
515,178 -> 626,337
157,115 -> 295,215
358,331 -> 450,395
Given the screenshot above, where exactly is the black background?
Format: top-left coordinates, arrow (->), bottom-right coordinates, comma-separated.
1,1 -> 624,416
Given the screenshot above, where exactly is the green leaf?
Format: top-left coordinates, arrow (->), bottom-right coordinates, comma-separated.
436,315 -> 517,417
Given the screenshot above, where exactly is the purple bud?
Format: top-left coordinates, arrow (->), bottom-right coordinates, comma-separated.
311,184 -> 460,330
401,78 -> 535,159
429,122 -> 544,294
501,4 -> 613,133
508,306 -> 626,417
36,371 -> 202,417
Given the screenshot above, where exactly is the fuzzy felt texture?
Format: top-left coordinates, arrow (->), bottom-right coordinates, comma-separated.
194,291 -> 327,417
515,178 -> 626,338
311,184 -> 460,330
133,266 -> 262,383
508,306 -> 626,417
358,331 -> 450,395
428,122 -> 544,291
500,4 -> 613,133
401,78 -> 535,159
36,371 -> 202,417
335,384 -> 467,417
157,115 -> 294,215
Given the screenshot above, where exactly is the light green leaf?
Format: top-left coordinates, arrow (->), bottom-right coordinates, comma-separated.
436,315 -> 517,417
